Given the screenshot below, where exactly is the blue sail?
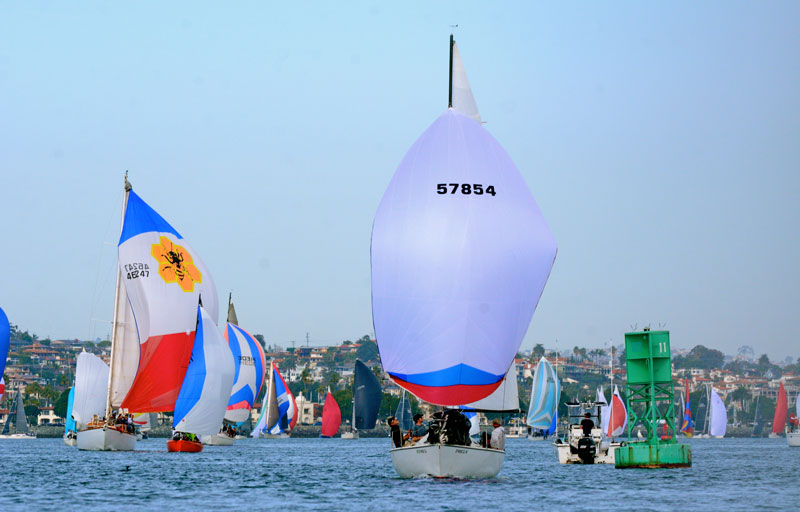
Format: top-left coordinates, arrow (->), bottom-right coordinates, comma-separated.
64,387 -> 76,434
0,306 -> 10,378
526,357 -> 561,429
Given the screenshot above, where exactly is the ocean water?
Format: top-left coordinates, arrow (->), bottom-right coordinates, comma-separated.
1,437 -> 797,511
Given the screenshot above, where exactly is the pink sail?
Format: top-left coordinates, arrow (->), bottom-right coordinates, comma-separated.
773,381 -> 788,434
320,390 -> 341,438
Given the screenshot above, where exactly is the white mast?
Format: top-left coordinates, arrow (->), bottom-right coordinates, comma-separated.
105,173 -> 131,420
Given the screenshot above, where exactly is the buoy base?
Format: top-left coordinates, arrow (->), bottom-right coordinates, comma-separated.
167,439 -> 203,453
614,443 -> 691,468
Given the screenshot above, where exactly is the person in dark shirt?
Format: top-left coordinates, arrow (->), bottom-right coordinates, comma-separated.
580,413 -> 595,436
409,414 -> 428,443
388,416 -> 403,448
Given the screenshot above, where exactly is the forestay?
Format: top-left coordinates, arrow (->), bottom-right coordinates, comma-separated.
118,189 -> 218,413
526,357 -> 561,429
371,109 -> 557,406
73,352 -> 110,429
172,306 -> 235,436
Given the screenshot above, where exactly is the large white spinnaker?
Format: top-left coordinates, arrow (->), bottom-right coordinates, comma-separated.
73,352 -> 110,429
172,306 -> 235,436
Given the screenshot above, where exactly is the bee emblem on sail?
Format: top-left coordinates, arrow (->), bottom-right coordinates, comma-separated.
151,236 -> 202,292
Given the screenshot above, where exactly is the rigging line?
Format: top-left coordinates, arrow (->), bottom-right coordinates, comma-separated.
87,187 -> 123,341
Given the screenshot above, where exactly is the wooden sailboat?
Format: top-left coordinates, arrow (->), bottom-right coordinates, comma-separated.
371,35 -> 557,478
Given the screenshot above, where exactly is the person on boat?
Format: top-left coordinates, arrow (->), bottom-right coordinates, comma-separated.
409,414 -> 428,444
490,419 -> 505,450
790,413 -> 799,430
387,416 -> 403,448
580,412 -> 595,437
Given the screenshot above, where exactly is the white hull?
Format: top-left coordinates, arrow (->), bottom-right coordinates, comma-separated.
63,434 -> 77,446
341,430 -> 359,439
77,427 -> 137,451
768,432 -> 782,439
261,433 -> 291,439
390,444 -> 504,479
0,433 -> 36,439
787,431 -> 800,447
200,433 -> 236,446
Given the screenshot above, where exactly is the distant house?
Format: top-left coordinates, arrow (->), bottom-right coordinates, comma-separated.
37,406 -> 63,426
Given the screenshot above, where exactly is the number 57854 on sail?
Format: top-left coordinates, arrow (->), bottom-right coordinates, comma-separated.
436,183 -> 496,196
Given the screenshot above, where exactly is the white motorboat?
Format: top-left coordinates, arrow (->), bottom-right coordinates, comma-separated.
77,426 -> 137,451
391,443 -> 504,479
554,402 -> 621,464
201,432 -> 236,446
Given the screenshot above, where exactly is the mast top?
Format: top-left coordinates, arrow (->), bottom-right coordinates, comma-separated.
448,34 -> 454,108
124,170 -> 132,192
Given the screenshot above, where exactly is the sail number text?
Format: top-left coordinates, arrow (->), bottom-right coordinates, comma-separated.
124,262 -> 150,280
436,183 -> 496,196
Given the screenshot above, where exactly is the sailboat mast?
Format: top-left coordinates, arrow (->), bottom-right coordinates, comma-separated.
105,174 -> 132,419
448,34 -> 454,108
265,362 -> 275,432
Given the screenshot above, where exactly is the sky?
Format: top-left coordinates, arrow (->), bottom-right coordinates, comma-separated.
1,2 -> 798,360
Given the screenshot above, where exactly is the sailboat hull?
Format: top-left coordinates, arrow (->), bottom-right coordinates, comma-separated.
787,431 -> 800,447
63,433 -> 77,446
341,430 -> 359,439
200,433 -> 235,446
77,427 -> 136,451
390,444 -> 504,479
167,439 -> 203,452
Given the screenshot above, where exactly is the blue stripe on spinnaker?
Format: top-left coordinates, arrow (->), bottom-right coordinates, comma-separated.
227,324 -> 243,388
228,386 -> 254,408
246,329 -> 265,397
388,364 -> 503,387
173,306 -> 207,428
0,306 -> 10,377
119,189 -> 182,245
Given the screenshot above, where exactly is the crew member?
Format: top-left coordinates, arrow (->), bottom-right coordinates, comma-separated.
490,418 -> 505,450
387,416 -> 403,448
409,414 -> 428,444
580,412 -> 595,436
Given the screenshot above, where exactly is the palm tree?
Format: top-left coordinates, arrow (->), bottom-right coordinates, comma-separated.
532,344 -> 545,361
300,367 -> 312,397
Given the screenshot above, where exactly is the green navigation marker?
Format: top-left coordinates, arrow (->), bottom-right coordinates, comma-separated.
615,329 -> 692,468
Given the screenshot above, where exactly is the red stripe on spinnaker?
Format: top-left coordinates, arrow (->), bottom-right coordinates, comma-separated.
390,376 -> 503,406
121,331 -> 196,413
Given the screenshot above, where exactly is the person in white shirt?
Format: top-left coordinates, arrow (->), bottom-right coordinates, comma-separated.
490,418 -> 505,450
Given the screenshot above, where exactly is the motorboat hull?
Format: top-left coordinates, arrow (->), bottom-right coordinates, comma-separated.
200,433 -> 236,446
390,443 -> 504,479
167,439 -> 203,452
0,433 -> 36,440
77,427 -> 136,451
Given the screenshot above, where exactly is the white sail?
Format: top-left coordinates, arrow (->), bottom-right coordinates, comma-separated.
172,307 -> 235,436
596,387 -> 610,435
73,352 -> 110,429
451,41 -> 481,123
109,293 -> 139,407
709,388 -> 727,437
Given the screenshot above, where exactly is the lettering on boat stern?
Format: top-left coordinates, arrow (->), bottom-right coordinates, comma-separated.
455,449 -> 468,454
415,449 -> 428,454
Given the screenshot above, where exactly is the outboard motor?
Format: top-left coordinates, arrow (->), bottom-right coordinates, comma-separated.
577,436 -> 597,464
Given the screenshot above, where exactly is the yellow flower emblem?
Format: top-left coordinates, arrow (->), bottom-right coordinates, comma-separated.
151,236 -> 202,292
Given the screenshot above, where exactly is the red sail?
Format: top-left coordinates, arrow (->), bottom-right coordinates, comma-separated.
773,381 -> 788,434
320,391 -> 341,437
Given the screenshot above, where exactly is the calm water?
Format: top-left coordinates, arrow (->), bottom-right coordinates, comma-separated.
1,437 -> 797,510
